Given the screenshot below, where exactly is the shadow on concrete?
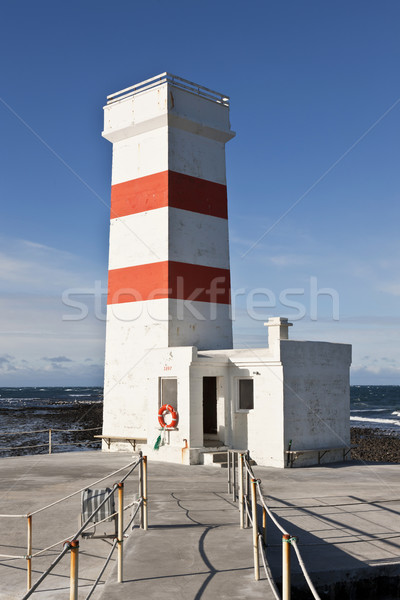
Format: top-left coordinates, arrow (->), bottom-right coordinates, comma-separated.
117,489 -> 266,599
257,496 -> 400,599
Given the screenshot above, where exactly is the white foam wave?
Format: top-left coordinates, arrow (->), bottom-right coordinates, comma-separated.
391,411 -> 400,417
350,416 -> 400,426
351,408 -> 387,413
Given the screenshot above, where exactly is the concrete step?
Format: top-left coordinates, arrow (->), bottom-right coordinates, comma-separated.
203,437 -> 225,448
202,450 -> 228,468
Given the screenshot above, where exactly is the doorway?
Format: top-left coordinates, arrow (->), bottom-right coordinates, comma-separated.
203,376 -> 217,436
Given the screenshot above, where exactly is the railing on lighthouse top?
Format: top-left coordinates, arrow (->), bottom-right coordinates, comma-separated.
106,72 -> 230,106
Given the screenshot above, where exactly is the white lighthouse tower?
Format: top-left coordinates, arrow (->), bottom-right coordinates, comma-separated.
102,74 -> 236,453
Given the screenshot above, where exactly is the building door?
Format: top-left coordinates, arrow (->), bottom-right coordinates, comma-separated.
203,376 -> 217,435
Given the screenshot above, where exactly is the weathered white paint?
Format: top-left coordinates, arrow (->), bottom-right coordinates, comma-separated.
109,128 -> 168,185
103,85 -> 169,145
108,208 -> 230,271
108,210 -> 167,269
168,128 -> 228,185
169,209 -> 230,267
103,81 -> 233,186
103,79 -> 233,146
168,84 -> 233,136
104,299 -> 233,353
109,127 -> 229,187
140,325 -> 350,467
103,318 -> 351,468
281,340 -> 351,466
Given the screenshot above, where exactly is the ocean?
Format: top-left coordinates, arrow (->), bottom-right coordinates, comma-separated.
350,385 -> 400,433
0,387 -> 103,456
0,385 -> 399,457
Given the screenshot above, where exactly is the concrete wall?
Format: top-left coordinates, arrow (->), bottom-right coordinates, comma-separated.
103,345 -> 195,458
281,340 -> 352,466
203,337 -> 351,468
206,348 -> 286,467
102,337 -> 351,468
109,208 -> 230,271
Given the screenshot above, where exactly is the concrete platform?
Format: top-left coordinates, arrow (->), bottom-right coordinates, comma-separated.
0,452 -> 399,599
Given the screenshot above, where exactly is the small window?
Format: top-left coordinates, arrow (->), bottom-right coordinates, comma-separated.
238,379 -> 254,410
160,378 -> 178,411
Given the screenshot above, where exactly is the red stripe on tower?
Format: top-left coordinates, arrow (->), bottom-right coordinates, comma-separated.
111,170 -> 228,220
107,261 -> 231,305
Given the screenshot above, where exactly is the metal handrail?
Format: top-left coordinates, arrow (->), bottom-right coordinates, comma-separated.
0,455 -> 148,599
1,426 -> 101,436
231,453 -> 321,600
106,72 -> 229,106
0,426 -> 102,455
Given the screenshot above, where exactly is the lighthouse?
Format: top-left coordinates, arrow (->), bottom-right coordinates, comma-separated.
101,74 -> 351,467
101,74 -> 236,451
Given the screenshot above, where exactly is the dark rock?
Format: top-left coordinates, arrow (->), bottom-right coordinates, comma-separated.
351,427 -> 400,463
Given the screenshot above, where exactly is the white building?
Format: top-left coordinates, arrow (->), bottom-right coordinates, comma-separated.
101,73 -> 352,467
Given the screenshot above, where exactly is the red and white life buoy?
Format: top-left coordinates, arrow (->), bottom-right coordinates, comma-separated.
158,404 -> 179,429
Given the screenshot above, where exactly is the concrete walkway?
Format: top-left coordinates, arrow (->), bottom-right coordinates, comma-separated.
99,461 -> 269,600
0,451 -> 139,600
0,452 -> 400,599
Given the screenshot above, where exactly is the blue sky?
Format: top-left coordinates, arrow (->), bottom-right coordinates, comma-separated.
1,0 -> 399,385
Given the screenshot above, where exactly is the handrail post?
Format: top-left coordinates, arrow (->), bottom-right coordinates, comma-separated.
26,515 -> 32,590
250,478 -> 260,580
232,452 -> 237,501
69,540 -> 79,600
139,452 -> 143,528
238,453 -> 244,528
227,450 -> 231,494
282,534 -> 291,600
117,482 -> 124,583
262,507 -> 267,545
245,452 -> 250,528
142,455 -> 148,531
48,429 -> 52,454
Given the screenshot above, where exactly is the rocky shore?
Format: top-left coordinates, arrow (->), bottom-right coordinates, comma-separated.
1,402 -> 103,457
351,427 -> 400,463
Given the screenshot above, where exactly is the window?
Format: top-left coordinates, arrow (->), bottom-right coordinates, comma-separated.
238,379 -> 254,410
160,378 -> 178,411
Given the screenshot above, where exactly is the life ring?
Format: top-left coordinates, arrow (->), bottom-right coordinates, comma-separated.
158,404 -> 178,429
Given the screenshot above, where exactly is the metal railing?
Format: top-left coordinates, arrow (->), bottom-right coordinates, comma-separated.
228,450 -> 321,600
106,72 -> 230,106
0,453 -> 148,599
0,426 -> 102,455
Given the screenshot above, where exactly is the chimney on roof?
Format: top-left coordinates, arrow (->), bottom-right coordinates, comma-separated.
264,317 -> 293,355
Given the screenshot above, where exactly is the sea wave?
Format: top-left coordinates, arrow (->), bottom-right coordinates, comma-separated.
350,416 -> 400,426
351,408 -> 387,413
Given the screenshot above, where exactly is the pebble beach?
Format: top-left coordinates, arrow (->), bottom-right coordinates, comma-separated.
351,427 -> 400,463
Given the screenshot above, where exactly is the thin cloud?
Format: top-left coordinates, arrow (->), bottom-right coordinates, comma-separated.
0,235 -> 102,293
0,354 -> 104,385
0,356 -> 17,371
267,254 -> 311,267
41,356 -> 73,363
379,283 -> 400,297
